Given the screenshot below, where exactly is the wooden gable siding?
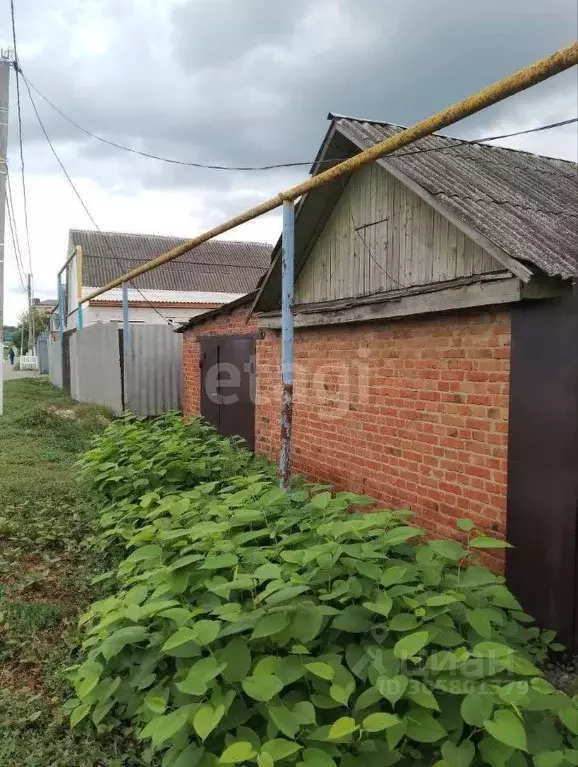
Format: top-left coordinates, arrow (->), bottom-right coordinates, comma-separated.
295,162 -> 501,304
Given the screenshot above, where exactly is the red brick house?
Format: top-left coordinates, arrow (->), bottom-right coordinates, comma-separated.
178,115 -> 578,646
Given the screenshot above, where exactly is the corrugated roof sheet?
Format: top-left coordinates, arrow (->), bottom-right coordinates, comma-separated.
334,117 -> 578,279
85,287 -> 244,304
70,229 -> 272,294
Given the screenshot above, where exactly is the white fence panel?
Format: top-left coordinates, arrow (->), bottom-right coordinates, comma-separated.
125,325 -> 182,416
74,324 -> 123,414
48,340 -> 62,388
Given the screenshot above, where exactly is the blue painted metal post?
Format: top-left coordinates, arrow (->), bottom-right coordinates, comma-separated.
122,280 -> 130,356
122,282 -> 130,411
279,199 -> 295,489
77,303 -> 83,329
57,276 -> 65,348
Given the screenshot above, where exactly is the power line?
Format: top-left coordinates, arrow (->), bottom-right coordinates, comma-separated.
6,204 -> 27,292
10,0 -> 33,275
5,171 -> 26,290
19,72 -> 578,171
10,0 -> 36,351
22,77 -> 171,325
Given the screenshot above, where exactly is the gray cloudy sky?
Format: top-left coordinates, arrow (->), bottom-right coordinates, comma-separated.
1,0 -> 577,322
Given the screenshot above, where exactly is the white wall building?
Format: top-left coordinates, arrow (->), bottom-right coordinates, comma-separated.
54,229 -> 272,333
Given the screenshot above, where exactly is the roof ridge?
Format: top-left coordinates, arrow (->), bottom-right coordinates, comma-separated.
329,112 -> 578,166
70,228 -> 273,247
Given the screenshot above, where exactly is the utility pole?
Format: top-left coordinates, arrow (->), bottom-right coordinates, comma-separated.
0,53 -> 11,416
26,272 -> 33,354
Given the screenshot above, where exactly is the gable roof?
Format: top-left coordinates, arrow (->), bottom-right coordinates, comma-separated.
254,114 -> 577,311
70,229 -> 272,295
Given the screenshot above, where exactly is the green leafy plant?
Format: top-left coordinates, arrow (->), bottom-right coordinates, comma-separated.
69,426 -> 578,767
77,414 -> 272,509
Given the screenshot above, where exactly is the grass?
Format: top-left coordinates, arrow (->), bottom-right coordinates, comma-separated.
0,379 -> 144,766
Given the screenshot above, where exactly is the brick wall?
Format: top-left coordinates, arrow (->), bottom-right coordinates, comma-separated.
183,305 -> 511,560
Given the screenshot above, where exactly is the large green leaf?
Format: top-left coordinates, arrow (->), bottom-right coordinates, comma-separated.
305,662 -> 335,681
394,630 -> 429,659
466,608 -> 493,639
162,627 -> 197,652
441,740 -> 475,767
406,680 -> 440,711
219,741 -> 257,764
193,703 -> 226,741
377,674 -> 409,706
251,613 -> 289,640
220,638 -> 251,683
429,540 -> 465,561
292,607 -> 325,642
70,703 -> 91,728
534,752 -> 565,767
193,620 -> 221,645
483,709 -> 528,751
200,553 -> 239,570
261,739 -> 302,761
242,674 -> 284,702
100,626 -> 148,660
461,691 -> 494,727
265,585 -> 310,607
328,716 -> 358,740
559,705 -> 578,735
405,709 -> 446,743
331,606 -> 373,633
144,695 -> 167,714
177,657 -> 226,695
362,712 -> 402,732
149,707 -> 190,747
268,704 -> 300,738
468,537 -> 511,549
126,545 -> 163,563
300,749 -> 337,766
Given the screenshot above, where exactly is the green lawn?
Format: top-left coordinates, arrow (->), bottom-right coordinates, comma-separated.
0,379 -> 141,766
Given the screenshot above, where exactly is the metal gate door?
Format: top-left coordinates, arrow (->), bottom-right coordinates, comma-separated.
62,330 -> 74,393
507,292 -> 578,650
200,335 -> 256,450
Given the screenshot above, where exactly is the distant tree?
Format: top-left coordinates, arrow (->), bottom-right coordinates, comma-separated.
2,326 -> 17,342
12,309 -> 49,352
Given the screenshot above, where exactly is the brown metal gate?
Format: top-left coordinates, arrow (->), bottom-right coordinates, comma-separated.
61,329 -> 75,393
507,291 -> 578,650
200,335 -> 256,451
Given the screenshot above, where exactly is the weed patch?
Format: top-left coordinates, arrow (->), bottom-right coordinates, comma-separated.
0,380 -> 139,765
71,416 -> 578,766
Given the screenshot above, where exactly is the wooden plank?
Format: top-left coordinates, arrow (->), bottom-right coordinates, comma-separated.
295,160 -> 508,306
258,276 -> 523,329
375,157 -> 533,282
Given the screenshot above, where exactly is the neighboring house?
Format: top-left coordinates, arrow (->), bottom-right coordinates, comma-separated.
34,298 -> 58,316
58,229 -> 272,330
178,114 -> 578,647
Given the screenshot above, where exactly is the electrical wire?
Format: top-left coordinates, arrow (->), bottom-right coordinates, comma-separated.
6,202 -> 27,292
10,1 -> 33,274
19,71 -> 578,171
5,171 -> 27,290
22,78 -> 172,325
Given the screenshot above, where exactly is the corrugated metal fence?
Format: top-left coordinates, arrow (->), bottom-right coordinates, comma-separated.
36,332 -> 49,374
71,324 -> 123,414
48,339 -> 62,388
125,325 -> 183,416
48,323 -> 182,416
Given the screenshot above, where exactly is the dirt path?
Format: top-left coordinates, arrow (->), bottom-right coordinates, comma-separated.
2,360 -> 39,381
